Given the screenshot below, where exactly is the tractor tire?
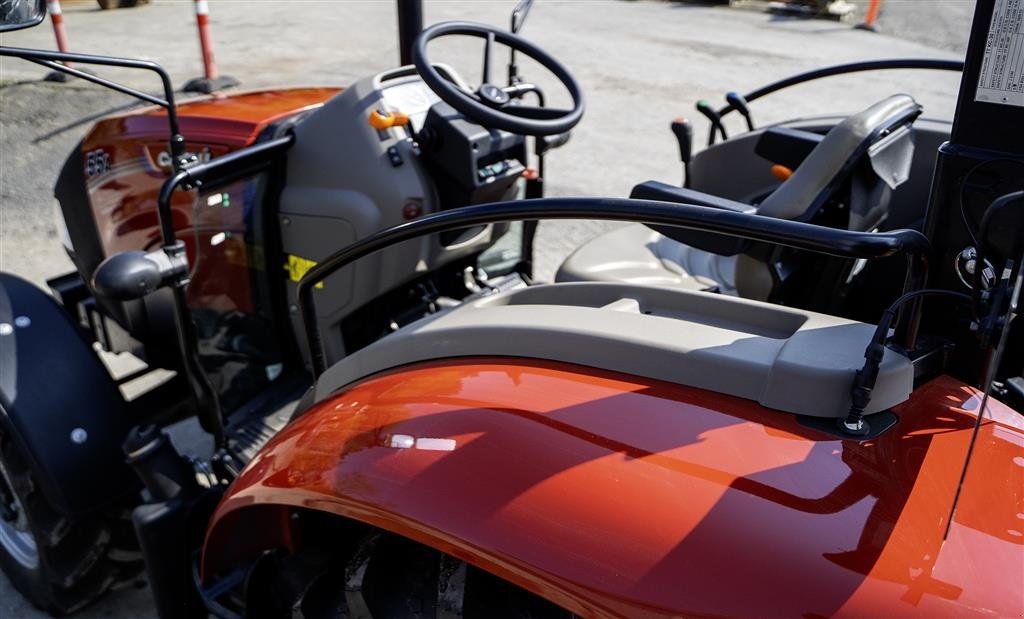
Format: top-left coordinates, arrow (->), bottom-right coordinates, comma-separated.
0,430 -> 144,616
248,529 -> 576,618
96,0 -> 149,9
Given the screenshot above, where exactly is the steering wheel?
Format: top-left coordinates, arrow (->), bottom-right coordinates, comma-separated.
412,21 -> 584,136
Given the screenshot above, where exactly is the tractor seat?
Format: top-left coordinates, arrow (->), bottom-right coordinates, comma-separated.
557,94 -> 921,298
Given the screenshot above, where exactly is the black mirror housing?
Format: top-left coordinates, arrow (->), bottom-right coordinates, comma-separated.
92,243 -> 189,301
0,0 -> 46,33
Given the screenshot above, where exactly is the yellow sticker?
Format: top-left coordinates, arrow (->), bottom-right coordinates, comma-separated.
286,254 -> 324,289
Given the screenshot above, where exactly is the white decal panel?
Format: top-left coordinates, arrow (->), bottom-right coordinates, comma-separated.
976,0 -> 1024,108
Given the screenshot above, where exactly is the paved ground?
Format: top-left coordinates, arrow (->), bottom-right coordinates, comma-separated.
0,0 -> 969,615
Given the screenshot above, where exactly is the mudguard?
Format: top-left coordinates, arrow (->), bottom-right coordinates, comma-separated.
0,273 -> 138,515
202,359 -> 1024,617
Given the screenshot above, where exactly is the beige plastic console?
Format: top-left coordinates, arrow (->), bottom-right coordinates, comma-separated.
315,282 -> 914,418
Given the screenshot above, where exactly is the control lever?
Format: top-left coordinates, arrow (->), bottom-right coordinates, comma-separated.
725,91 -> 755,131
670,117 -> 693,187
695,99 -> 727,145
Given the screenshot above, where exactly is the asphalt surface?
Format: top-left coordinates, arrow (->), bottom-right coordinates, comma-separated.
0,0 -> 970,616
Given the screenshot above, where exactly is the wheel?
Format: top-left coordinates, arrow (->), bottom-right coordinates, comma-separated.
412,21 -> 585,136
96,0 -> 149,9
0,431 -> 144,615
245,523 -> 575,618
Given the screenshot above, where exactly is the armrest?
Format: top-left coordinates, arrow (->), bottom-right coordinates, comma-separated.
629,181 -> 754,256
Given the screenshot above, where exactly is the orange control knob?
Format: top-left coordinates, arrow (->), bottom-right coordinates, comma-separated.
771,164 -> 793,181
391,111 -> 410,127
368,109 -> 411,130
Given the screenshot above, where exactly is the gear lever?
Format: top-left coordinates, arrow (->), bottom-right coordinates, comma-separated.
670,117 -> 694,187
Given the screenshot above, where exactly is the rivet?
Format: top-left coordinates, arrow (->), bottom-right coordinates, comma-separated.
70,428 -> 88,444
13,316 -> 31,328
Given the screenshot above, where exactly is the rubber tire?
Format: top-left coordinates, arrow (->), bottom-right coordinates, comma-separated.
248,529 -> 575,618
96,0 -> 149,9
0,431 -> 144,616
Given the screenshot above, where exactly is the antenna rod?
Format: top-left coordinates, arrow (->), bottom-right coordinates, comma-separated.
944,255 -> 1022,539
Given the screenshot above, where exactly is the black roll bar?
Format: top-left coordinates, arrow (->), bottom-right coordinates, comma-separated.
397,0 -> 424,66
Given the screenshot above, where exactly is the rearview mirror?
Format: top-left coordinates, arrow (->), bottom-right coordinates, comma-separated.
0,0 -> 46,33
510,0 -> 533,34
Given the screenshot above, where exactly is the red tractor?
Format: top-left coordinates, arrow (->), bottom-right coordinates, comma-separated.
0,0 -> 1021,616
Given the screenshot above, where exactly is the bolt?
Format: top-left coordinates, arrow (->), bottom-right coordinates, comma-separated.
70,428 -> 88,444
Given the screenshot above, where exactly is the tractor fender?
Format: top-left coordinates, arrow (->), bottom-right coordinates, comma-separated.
0,272 -> 138,515
202,359 -> 1023,617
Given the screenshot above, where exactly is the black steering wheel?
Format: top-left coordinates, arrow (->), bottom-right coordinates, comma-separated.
412,21 -> 584,136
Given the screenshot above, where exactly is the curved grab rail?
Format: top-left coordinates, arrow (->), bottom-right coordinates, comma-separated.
707,58 -> 965,145
298,197 -> 931,377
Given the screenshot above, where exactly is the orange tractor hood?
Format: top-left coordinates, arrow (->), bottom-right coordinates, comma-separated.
203,359 -> 1024,617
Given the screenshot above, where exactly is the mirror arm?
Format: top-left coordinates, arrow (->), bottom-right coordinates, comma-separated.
0,46 -> 185,170
507,0 -> 533,84
23,57 -> 169,108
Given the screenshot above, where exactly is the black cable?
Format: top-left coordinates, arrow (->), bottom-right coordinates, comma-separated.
958,158 -> 1024,246
974,191 -> 1024,311
841,288 -> 973,436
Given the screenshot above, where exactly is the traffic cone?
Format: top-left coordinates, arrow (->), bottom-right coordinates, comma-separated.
182,0 -> 239,94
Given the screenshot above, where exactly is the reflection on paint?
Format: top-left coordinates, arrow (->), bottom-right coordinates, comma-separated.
388,434 -> 456,452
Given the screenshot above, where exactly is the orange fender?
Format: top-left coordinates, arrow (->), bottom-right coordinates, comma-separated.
202,359 -> 1024,618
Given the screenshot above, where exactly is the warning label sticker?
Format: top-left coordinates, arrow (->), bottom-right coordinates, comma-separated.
976,0 -> 1024,108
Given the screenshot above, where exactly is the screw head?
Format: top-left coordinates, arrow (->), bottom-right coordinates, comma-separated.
13,316 -> 31,328
70,428 -> 88,444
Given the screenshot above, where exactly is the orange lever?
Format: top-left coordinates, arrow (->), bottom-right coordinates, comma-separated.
771,164 -> 793,182
368,109 -> 410,130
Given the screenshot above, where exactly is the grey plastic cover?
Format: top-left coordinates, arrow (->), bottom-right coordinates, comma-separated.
315,282 -> 913,419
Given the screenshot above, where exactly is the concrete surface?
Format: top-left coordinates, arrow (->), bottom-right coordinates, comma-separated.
0,0 -> 969,615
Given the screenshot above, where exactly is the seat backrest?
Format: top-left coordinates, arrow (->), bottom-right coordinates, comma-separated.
755,94 -> 921,221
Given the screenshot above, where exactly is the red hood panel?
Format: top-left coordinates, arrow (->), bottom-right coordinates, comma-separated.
206,360 -> 1024,617
86,87 -> 341,148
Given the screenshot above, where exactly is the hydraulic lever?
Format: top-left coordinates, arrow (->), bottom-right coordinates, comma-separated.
695,99 -> 727,145
670,117 -> 694,187
725,91 -> 755,131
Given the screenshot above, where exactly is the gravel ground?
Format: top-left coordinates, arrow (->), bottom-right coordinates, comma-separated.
0,0 -> 970,615
847,0 -> 975,52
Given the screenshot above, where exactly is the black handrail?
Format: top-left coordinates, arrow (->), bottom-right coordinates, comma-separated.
152,134 -> 295,446
298,198 -> 931,377
157,135 -> 294,244
707,58 -> 965,145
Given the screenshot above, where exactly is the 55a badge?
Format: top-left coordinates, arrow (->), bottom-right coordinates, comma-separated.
83,148 -> 112,178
